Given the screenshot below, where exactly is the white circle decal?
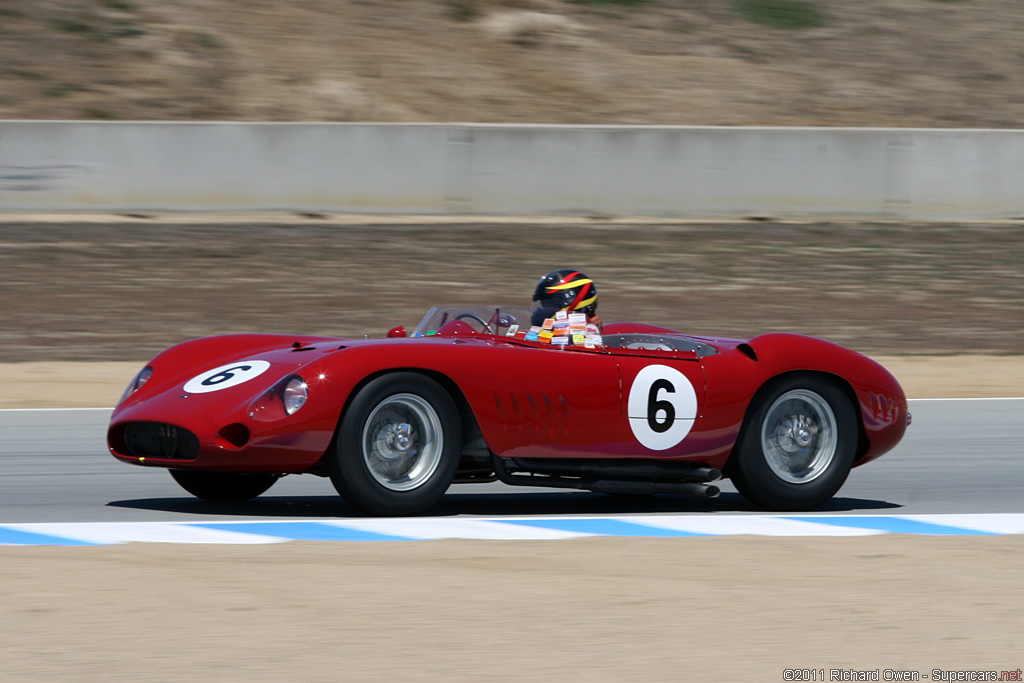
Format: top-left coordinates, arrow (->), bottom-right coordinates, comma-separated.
626,364 -> 698,451
183,360 -> 271,394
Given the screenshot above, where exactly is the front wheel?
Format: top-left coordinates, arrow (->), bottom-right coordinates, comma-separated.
169,470 -> 279,502
329,373 -> 461,516
730,376 -> 857,511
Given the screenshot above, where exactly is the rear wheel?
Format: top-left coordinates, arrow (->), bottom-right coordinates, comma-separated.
169,470 -> 279,502
330,373 -> 461,516
730,375 -> 856,511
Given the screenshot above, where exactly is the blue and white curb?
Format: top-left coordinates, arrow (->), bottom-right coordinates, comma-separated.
2,513 -> 1024,546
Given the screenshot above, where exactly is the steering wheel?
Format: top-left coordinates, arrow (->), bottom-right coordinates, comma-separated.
455,312 -> 493,334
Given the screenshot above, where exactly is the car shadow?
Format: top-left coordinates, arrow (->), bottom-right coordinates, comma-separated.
434,491 -> 901,515
106,491 -> 901,519
106,495 -> 361,518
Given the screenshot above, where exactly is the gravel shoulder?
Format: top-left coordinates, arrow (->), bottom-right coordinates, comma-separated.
3,219 -> 1022,363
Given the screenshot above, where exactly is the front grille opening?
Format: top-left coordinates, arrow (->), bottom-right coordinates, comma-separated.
122,422 -> 200,461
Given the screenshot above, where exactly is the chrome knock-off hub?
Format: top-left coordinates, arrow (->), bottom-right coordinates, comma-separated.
390,423 -> 413,453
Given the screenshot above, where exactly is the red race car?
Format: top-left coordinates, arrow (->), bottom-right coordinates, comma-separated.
108,304 -> 908,515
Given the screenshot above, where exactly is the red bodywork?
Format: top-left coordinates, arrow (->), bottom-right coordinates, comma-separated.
108,322 -> 907,476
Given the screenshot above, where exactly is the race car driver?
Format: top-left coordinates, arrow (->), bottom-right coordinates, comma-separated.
531,269 -> 604,332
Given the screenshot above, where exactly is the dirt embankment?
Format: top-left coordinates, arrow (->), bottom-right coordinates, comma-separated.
3,0 -> 1024,128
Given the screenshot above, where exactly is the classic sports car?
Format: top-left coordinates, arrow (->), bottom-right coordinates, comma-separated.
108,305 -> 908,515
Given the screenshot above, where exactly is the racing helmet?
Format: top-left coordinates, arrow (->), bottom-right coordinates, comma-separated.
532,269 -> 598,318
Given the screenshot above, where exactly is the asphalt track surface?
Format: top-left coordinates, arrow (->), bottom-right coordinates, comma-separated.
1,398 -> 1021,528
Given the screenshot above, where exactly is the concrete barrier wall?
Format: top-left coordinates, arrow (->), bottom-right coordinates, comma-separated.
1,121 -> 1022,219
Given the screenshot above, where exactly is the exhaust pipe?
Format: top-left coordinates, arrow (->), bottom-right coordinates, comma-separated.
510,458 -> 722,483
490,454 -> 721,498
586,479 -> 720,498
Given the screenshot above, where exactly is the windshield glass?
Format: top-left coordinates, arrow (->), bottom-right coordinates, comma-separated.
412,305 -> 533,337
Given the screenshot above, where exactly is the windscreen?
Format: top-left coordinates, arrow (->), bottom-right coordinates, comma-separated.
411,305 -> 533,337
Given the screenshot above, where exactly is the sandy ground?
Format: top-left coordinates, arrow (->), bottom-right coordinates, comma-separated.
1,355 -> 1021,410
3,537 -> 1023,681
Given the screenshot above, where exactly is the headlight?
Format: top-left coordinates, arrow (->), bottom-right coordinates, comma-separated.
283,377 -> 308,415
118,366 -> 153,405
249,374 -> 308,421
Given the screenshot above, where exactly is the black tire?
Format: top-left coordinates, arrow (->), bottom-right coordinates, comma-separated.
169,470 -> 278,503
730,375 -> 857,511
329,373 -> 461,516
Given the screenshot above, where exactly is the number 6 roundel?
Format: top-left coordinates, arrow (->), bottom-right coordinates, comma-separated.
183,360 -> 271,394
626,364 -> 698,451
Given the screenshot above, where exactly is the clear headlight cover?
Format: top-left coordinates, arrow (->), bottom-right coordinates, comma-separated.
248,374 -> 307,422
118,366 -> 153,405
283,377 -> 308,415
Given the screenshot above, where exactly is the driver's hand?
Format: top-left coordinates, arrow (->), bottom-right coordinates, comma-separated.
587,314 -> 604,332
